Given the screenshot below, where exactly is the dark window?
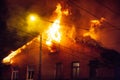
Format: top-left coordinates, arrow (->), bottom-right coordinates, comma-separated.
11,67 -> 19,80
26,66 -> 34,80
72,62 -> 80,80
89,60 -> 98,80
56,63 -> 63,80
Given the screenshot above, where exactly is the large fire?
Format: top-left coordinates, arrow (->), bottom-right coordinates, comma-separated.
83,17 -> 105,39
2,3 -> 69,63
2,2 -> 105,64
46,4 -> 69,52
45,4 -> 62,52
46,19 -> 61,46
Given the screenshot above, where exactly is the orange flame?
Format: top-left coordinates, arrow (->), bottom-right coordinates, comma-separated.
55,4 -> 62,20
46,19 -> 61,46
45,3 -> 69,52
2,38 -> 35,64
83,17 -> 105,39
63,9 -> 69,16
46,4 -> 63,46
2,50 -> 21,64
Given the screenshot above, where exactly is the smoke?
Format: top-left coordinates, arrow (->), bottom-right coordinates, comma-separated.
84,0 -> 120,52
61,0 -> 120,52
6,0 -> 120,52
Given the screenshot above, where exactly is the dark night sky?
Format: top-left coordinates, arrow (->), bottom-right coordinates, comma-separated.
0,0 -> 120,60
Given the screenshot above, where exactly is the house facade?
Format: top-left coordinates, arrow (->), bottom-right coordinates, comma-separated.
1,1 -> 120,80
1,36 -> 115,80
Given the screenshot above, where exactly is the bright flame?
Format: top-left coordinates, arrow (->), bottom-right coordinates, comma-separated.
83,27 -> 96,39
63,9 -> 69,16
45,3 -> 69,53
2,50 -> 20,64
83,17 -> 105,39
46,19 -> 61,46
46,4 -> 63,46
55,4 -> 62,20
2,38 -> 35,64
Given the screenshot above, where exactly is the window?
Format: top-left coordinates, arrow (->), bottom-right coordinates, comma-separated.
72,62 -> 80,80
11,67 -> 19,80
89,60 -> 98,80
55,63 -> 63,80
26,66 -> 34,80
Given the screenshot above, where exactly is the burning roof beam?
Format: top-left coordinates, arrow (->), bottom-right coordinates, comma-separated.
2,36 -> 39,64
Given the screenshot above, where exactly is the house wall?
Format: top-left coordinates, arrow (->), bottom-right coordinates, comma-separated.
11,39 -> 40,80
4,38 -> 115,80
96,67 -> 114,78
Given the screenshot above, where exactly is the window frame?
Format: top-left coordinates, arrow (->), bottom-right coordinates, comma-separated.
11,67 -> 19,80
55,63 -> 63,80
72,61 -> 80,80
26,66 -> 34,80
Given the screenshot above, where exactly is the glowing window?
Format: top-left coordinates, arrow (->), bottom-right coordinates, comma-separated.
72,62 -> 80,80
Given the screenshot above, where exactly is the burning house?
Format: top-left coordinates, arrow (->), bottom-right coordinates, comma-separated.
1,2 -> 119,80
